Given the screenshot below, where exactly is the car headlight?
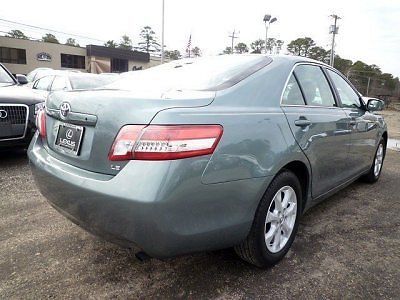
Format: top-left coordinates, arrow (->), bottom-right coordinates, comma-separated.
34,102 -> 45,115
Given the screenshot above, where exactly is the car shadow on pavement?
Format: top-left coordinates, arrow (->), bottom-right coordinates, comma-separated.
71,181 -> 359,299
0,149 -> 28,167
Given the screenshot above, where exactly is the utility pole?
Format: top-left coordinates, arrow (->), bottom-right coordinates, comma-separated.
329,14 -> 341,66
366,77 -> 371,96
161,0 -> 165,64
228,29 -> 239,54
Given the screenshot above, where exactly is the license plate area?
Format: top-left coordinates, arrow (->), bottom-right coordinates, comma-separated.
55,123 -> 84,155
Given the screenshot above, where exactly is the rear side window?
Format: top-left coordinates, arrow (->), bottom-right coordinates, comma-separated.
294,65 -> 336,107
326,69 -> 361,108
282,74 -> 305,105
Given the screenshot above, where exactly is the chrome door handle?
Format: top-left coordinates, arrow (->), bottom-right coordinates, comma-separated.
294,119 -> 311,127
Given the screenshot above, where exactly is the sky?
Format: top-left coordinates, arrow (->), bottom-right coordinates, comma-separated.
1,0 -> 399,77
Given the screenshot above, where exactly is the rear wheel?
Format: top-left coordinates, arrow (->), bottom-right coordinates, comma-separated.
235,170 -> 302,267
362,138 -> 385,183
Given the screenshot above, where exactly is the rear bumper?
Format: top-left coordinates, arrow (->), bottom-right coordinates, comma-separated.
28,133 -> 271,258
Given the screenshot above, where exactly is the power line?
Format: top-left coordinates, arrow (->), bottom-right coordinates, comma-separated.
0,17 -> 105,43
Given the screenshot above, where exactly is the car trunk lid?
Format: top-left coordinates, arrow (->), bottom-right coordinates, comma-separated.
44,89 -> 215,175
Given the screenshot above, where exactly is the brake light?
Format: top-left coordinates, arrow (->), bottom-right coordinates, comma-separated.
109,125 -> 223,161
36,109 -> 46,138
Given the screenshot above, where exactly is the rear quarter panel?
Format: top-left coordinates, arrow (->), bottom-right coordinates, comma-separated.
150,58 -> 311,185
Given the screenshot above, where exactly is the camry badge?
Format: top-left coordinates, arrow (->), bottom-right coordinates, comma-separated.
60,102 -> 71,119
0,109 -> 7,119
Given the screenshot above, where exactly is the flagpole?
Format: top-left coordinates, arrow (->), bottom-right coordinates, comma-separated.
161,0 -> 165,64
186,34 -> 192,58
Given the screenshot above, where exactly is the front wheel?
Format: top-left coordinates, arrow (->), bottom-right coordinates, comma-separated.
235,170 -> 302,267
362,138 -> 386,183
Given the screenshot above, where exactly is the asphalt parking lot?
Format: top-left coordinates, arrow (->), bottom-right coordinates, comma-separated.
0,147 -> 399,299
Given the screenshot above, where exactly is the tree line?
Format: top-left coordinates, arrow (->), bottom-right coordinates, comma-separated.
222,38 -> 284,55
7,29 -> 81,47
5,29 -> 399,98
5,27 -> 199,60
286,37 -> 400,99
223,37 -> 399,99
103,26 -> 201,59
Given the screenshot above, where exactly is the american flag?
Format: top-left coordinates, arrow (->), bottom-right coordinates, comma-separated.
186,34 -> 192,57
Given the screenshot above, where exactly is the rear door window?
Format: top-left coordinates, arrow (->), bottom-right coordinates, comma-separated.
294,65 -> 336,107
282,74 -> 305,105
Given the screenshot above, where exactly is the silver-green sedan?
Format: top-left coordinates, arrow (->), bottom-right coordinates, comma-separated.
28,55 -> 387,267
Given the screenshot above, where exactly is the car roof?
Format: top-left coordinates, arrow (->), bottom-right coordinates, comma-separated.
268,54 -> 331,67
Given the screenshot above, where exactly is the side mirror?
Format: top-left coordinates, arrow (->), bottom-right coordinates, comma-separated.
16,74 -> 28,85
367,99 -> 385,112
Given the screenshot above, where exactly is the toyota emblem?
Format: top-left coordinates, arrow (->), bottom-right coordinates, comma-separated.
60,102 -> 71,119
0,109 -> 7,119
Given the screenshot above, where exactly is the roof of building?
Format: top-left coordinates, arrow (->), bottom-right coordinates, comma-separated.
86,45 -> 149,62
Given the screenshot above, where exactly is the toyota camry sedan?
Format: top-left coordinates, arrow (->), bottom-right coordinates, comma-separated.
28,55 -> 387,267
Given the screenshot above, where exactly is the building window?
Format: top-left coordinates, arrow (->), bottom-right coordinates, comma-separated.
0,47 -> 27,64
61,54 -> 85,69
111,58 -> 128,73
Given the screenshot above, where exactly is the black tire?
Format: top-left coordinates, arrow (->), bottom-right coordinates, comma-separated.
362,138 -> 386,183
235,170 -> 302,268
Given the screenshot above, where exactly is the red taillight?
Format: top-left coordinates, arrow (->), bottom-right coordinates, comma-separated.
108,125 -> 146,161
109,125 -> 223,161
36,109 -> 46,138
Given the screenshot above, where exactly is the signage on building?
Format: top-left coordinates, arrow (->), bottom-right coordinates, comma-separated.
36,52 -> 52,62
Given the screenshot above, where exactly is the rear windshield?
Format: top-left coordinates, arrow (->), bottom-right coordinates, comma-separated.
108,55 -> 272,92
70,75 -> 119,90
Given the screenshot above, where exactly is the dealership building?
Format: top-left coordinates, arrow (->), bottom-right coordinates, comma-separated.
0,36 -> 162,75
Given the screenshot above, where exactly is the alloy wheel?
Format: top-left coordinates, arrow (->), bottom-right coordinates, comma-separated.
374,144 -> 384,177
264,186 -> 297,253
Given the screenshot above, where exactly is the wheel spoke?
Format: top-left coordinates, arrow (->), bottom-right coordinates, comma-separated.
265,225 -> 278,244
266,211 -> 280,223
273,229 -> 282,251
281,220 -> 291,237
284,202 -> 297,217
281,188 -> 291,210
274,192 -> 283,212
